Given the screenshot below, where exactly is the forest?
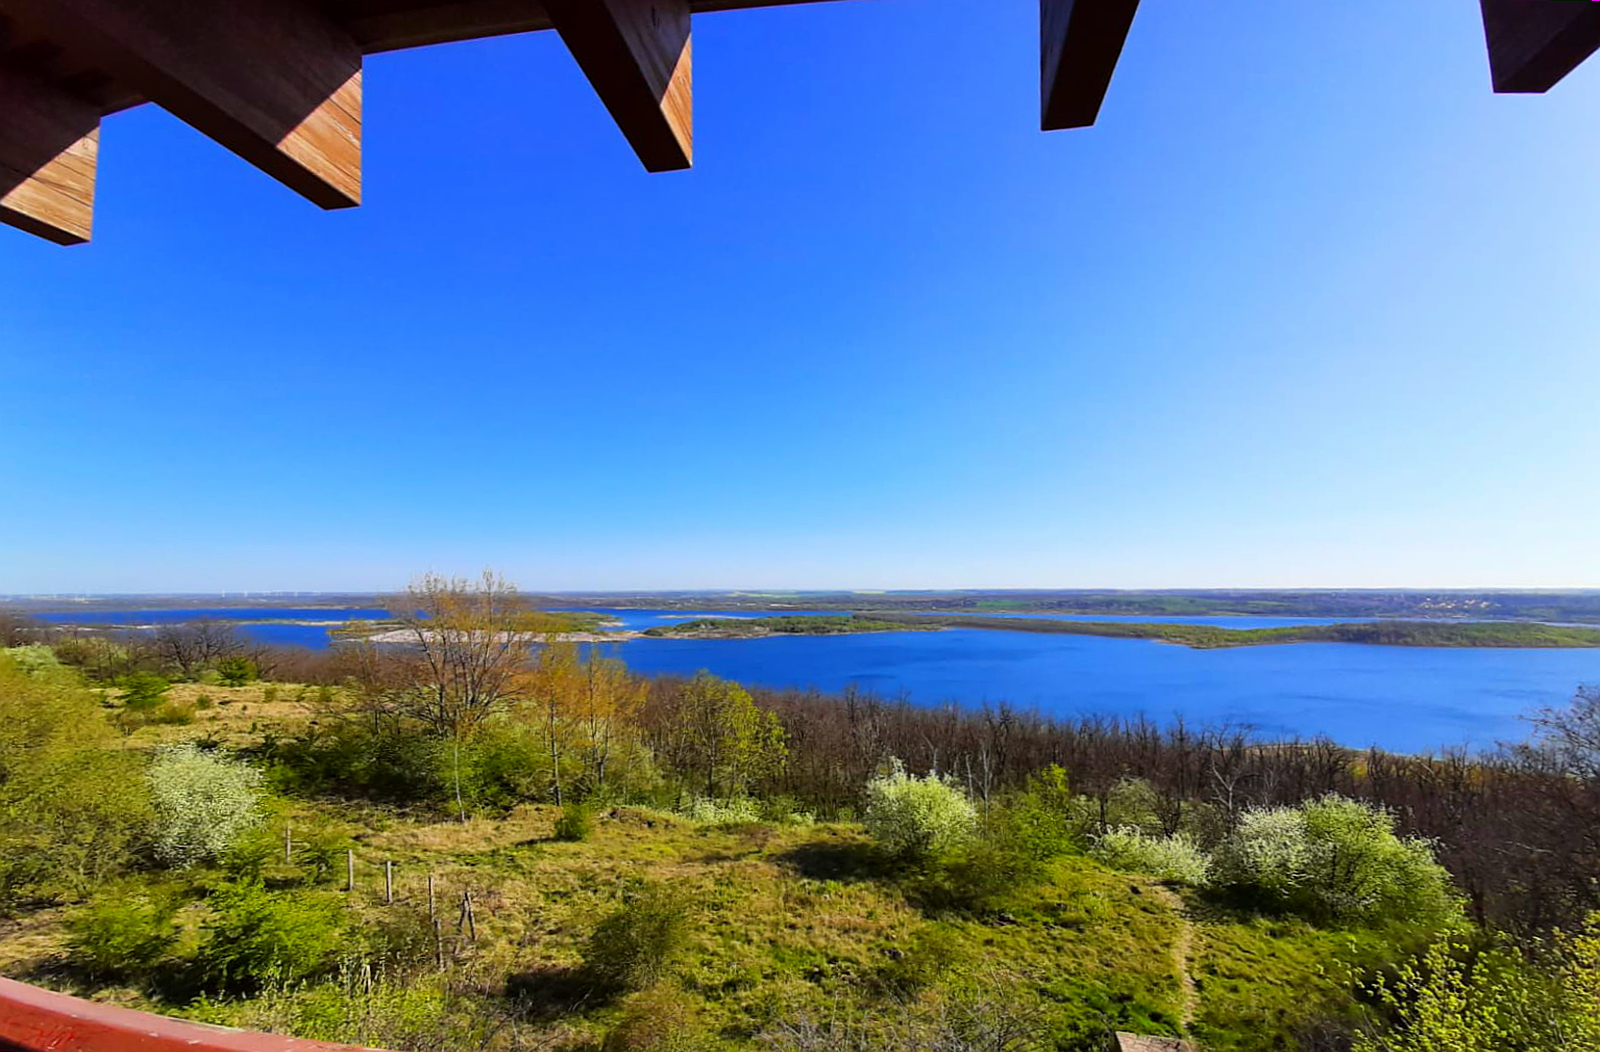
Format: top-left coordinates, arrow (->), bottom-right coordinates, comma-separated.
1,574 -> 1597,1051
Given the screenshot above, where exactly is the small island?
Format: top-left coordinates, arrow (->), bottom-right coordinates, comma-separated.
642,615 -> 938,639
869,615 -> 1600,649
641,613 -> 1600,649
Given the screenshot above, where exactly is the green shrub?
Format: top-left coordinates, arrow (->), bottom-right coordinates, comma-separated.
879,924 -> 965,995
261,684 -> 279,703
584,882 -> 692,991
121,672 -> 171,711
149,744 -> 264,867
295,823 -> 350,885
196,881 -> 344,992
604,986 -> 717,1052
863,760 -> 977,860
195,694 -> 215,710
150,702 -> 196,725
932,835 -> 1048,912
65,884 -> 180,978
1217,795 -> 1458,926
554,802 -> 595,842
217,657 -> 258,687
1091,828 -> 1211,886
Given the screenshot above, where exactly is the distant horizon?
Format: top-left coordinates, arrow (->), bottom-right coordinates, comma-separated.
9,585 -> 1600,600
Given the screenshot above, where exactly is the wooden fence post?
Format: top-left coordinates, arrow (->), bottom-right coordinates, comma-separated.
384,861 -> 393,904
427,872 -> 436,920
346,849 -> 354,893
284,823 -> 292,864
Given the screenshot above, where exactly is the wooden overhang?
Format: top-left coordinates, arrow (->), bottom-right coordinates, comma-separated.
0,0 -> 1594,246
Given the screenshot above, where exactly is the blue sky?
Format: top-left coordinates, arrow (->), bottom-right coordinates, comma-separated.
1,0 -> 1597,593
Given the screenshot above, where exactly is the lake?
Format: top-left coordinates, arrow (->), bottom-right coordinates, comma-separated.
31,607 -> 1600,754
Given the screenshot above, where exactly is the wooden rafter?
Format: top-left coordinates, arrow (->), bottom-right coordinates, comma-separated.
1041,0 -> 1142,131
0,0 -> 362,209
545,0 -> 693,171
1479,0 -> 1600,93
0,63 -> 98,245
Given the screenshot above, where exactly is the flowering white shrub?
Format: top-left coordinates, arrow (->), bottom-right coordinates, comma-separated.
1091,828 -> 1212,886
1216,805 -> 1310,900
149,744 -> 264,867
863,760 -> 976,858
1218,795 -> 1458,925
681,796 -> 763,825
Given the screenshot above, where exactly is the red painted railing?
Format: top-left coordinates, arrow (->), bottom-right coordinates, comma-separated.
0,977 -> 383,1052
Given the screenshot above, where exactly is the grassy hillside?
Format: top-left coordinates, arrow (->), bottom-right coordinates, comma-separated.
0,683 -> 1397,1052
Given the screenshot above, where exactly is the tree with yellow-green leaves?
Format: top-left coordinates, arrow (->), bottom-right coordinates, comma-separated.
656,672 -> 787,800
1355,916 -> 1600,1051
0,653 -> 150,910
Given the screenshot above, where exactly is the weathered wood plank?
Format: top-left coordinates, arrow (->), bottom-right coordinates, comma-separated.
1479,0 -> 1600,93
0,0 -> 362,207
0,63 -> 98,244
1041,0 -> 1141,131
544,0 -> 693,171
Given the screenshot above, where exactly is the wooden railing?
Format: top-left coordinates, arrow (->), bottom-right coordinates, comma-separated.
0,977 -> 381,1052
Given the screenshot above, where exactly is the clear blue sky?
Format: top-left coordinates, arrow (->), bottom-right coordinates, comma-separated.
2,0 -> 1597,594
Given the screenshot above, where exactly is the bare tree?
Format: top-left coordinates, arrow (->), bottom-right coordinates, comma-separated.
390,571 -> 544,737
152,619 -> 245,678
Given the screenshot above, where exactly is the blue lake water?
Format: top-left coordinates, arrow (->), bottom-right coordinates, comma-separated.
29,607 -> 1600,754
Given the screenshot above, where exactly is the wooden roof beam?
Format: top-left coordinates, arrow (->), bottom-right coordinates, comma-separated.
1041,0 -> 1141,131
0,0 -> 362,209
0,63 -> 98,244
545,0 -> 693,171
1479,0 -> 1600,93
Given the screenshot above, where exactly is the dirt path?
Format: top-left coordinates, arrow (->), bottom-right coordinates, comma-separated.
1153,885 -> 1199,1037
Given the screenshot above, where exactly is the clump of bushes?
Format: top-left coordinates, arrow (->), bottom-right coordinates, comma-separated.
149,743 -> 264,867
196,881 -> 345,992
65,884 -> 181,979
554,802 -> 595,841
1090,828 -> 1211,886
863,760 -> 976,860
583,881 -> 692,991
3,645 -> 61,675
1217,795 -> 1457,926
